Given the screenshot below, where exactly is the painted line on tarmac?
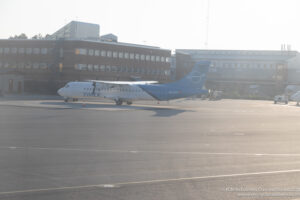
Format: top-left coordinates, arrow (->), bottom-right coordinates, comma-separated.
2,169 -> 300,195
3,146 -> 300,157
0,104 -> 72,110
0,102 -> 183,111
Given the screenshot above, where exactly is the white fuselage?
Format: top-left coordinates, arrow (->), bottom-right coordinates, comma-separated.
58,82 -> 155,102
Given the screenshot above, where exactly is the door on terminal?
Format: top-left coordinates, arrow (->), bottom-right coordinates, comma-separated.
18,81 -> 22,93
8,79 -> 13,93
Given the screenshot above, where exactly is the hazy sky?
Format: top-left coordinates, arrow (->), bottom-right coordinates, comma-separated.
1,0 -> 300,51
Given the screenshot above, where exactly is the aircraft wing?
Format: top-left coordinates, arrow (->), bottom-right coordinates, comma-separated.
87,80 -> 158,85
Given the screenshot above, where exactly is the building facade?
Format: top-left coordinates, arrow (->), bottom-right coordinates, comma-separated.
176,49 -> 298,99
0,39 -> 171,94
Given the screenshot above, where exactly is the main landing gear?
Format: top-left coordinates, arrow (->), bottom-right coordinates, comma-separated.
114,99 -> 133,106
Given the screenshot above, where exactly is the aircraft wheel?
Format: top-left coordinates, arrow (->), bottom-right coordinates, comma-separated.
115,99 -> 123,105
64,98 -> 69,102
126,101 -> 132,105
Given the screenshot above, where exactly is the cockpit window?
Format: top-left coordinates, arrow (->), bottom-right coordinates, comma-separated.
65,84 -> 69,88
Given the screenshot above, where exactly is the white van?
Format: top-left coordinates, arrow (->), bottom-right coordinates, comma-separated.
274,95 -> 288,104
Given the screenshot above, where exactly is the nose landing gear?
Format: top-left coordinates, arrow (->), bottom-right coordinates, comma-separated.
64,98 -> 78,102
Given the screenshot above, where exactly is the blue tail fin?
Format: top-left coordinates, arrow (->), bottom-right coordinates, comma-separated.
172,61 -> 210,88
139,61 -> 210,101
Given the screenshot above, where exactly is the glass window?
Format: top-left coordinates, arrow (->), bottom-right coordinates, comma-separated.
156,56 -> 160,62
117,66 -> 121,72
146,55 -> 150,61
25,62 -> 31,69
118,52 -> 123,58
113,51 -> 118,58
124,52 -> 129,59
3,62 -> 9,68
59,49 -> 63,58
95,50 -> 100,56
4,48 -> 10,54
165,70 -> 171,76
11,48 -> 17,54
106,65 -> 111,72
76,64 -> 82,70
111,66 -> 117,72
154,69 -> 158,75
40,63 -> 48,69
81,64 -> 87,70
151,55 -> 155,61
88,49 -> 94,56
166,57 -> 171,63
161,56 -> 165,62
76,48 -> 87,55
9,62 -> 17,69
33,63 -> 39,69
100,65 -> 105,71
135,54 -> 140,60
88,64 -> 93,71
141,54 -> 145,60
26,48 -> 32,54
107,51 -> 112,57
17,63 -> 24,69
33,48 -> 40,54
130,53 -> 134,59
41,48 -> 48,54
75,64 -> 87,70
101,50 -> 106,57
94,65 -> 99,71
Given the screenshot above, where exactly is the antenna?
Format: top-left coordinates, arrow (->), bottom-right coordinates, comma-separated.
204,0 -> 210,49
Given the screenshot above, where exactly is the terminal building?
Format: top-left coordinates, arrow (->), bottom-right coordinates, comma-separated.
176,49 -> 299,99
0,21 -> 171,94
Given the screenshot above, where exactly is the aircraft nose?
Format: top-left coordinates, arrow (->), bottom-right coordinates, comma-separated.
57,88 -> 64,96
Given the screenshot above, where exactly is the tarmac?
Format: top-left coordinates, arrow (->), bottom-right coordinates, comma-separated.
1,97 -> 300,199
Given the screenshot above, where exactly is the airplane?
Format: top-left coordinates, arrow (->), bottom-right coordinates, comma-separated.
57,61 -> 210,105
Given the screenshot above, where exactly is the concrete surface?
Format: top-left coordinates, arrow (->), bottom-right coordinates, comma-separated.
1,99 -> 300,199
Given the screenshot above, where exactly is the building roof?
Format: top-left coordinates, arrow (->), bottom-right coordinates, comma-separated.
0,39 -> 171,52
177,49 -> 298,61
